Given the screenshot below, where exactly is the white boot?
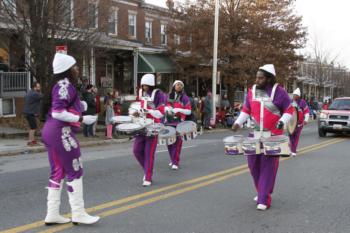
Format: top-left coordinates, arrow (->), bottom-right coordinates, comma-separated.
253,196 -> 258,202
45,182 -> 71,225
67,178 -> 100,225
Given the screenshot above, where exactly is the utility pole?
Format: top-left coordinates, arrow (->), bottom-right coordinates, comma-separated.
212,0 -> 219,124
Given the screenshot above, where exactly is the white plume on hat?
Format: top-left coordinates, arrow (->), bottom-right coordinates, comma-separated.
173,80 -> 184,87
140,74 -> 155,86
259,64 -> 276,76
52,53 -> 76,74
293,88 -> 301,96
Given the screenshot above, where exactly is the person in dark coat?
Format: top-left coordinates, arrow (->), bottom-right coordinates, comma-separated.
82,84 -> 96,137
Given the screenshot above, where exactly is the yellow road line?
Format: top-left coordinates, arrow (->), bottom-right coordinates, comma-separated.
39,138 -> 347,233
1,138 -> 346,233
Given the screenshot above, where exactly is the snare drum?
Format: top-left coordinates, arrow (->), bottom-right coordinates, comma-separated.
115,123 -> 144,135
112,116 -> 132,124
242,137 -> 261,155
176,121 -> 197,141
158,126 -> 177,145
145,123 -> 164,137
262,135 -> 290,157
223,135 -> 244,156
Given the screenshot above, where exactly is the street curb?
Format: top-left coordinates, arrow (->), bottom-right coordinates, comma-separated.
0,128 -> 231,157
0,138 -> 131,157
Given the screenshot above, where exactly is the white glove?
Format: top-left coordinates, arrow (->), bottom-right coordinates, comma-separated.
80,101 -> 88,112
174,108 -> 191,115
82,115 -> 97,125
147,109 -> 163,119
279,113 -> 292,125
165,106 -> 173,114
234,112 -> 250,127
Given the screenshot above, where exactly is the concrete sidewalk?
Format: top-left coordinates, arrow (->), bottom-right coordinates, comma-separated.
0,132 -> 132,157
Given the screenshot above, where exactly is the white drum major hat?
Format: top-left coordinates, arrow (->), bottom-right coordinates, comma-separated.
52,53 -> 76,74
140,74 -> 155,86
259,64 -> 276,77
293,88 -> 301,97
173,80 -> 184,87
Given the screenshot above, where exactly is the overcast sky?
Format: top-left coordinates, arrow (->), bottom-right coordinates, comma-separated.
145,0 -> 350,69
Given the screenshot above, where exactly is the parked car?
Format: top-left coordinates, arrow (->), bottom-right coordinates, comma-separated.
318,97 -> 350,137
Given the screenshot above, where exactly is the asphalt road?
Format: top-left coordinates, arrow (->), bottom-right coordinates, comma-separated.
0,122 -> 349,233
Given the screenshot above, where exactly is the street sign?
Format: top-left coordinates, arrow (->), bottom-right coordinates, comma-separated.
56,45 -> 67,54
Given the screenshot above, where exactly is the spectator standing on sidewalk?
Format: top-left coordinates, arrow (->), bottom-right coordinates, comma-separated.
203,91 -> 213,129
23,81 -> 43,146
92,86 -> 100,136
105,98 -> 115,139
82,84 -> 96,137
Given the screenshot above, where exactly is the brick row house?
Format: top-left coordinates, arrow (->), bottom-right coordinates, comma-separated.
0,0 -> 178,119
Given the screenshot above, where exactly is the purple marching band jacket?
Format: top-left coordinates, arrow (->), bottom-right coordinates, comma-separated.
164,91 -> 192,168
234,83 -> 293,208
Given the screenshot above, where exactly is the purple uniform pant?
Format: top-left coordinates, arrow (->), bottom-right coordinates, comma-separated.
133,135 -> 158,182
167,136 -> 183,166
247,155 -> 279,206
289,125 -> 303,153
42,122 -> 83,189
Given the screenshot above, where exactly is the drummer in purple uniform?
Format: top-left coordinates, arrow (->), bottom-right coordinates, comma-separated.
132,74 -> 166,186
164,80 -> 192,170
41,53 -> 99,225
232,64 -> 293,210
289,88 -> 309,156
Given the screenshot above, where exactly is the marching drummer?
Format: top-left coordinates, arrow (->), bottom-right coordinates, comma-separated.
164,80 -> 192,170
132,74 -> 166,186
232,64 -> 293,211
289,88 -> 309,156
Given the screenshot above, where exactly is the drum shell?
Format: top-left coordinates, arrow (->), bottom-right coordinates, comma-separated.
158,126 -> 177,145
242,138 -> 261,155
263,135 -> 290,156
223,135 -> 244,156
176,121 -> 197,141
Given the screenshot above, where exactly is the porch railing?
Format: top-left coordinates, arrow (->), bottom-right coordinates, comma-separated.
0,72 -> 30,98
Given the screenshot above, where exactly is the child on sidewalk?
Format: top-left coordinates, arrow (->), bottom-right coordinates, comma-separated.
105,99 -> 115,139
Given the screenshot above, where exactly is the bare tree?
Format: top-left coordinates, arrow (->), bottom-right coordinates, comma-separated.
0,0 -> 110,86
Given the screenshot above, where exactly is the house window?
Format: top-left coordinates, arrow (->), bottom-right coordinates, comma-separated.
161,24 -> 167,45
88,2 -> 98,28
174,34 -> 180,46
0,98 -> 16,117
63,0 -> 74,26
108,8 -> 118,35
1,0 -> 16,15
145,20 -> 152,43
128,14 -> 137,37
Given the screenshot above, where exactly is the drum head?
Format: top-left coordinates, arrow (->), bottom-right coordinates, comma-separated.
176,121 -> 197,135
262,135 -> 288,143
113,116 -> 132,123
159,126 -> 176,138
133,117 -> 153,126
286,107 -> 298,135
223,135 -> 244,144
116,123 -> 144,132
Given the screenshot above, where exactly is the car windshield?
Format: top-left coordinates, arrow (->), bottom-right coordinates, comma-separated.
328,99 -> 350,110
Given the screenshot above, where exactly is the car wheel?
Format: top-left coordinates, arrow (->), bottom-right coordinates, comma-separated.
318,129 -> 327,137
